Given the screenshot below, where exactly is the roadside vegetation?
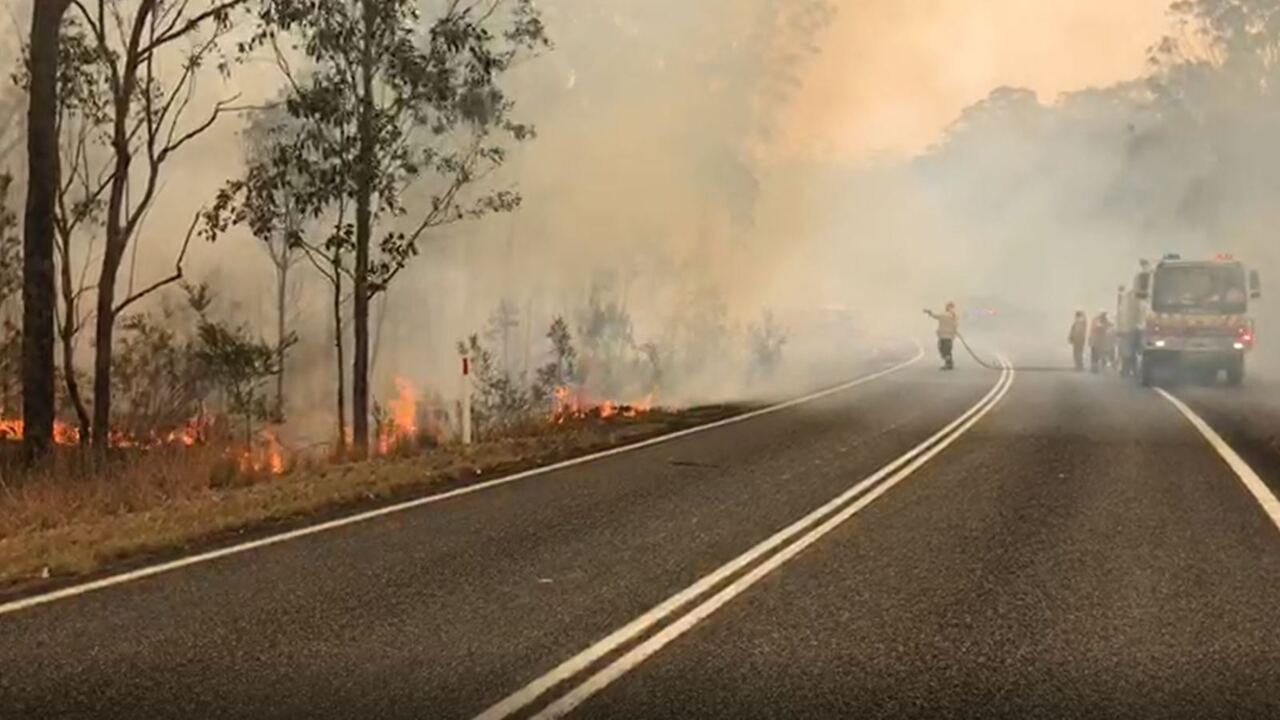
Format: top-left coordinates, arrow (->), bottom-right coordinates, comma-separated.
0,0 -> 836,592
0,403 -> 744,591
0,282 -> 778,590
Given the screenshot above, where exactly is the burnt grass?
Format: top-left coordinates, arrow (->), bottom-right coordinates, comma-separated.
0,403 -> 752,602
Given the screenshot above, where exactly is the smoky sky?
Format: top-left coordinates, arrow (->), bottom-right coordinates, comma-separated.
780,0 -> 1170,160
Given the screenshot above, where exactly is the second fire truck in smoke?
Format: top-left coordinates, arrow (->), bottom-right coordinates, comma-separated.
1122,254 -> 1261,386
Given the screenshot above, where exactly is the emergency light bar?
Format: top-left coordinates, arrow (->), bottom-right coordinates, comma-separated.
1215,252 -> 1235,261
1162,253 -> 1182,261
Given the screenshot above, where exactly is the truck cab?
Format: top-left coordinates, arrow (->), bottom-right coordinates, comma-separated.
1132,254 -> 1261,386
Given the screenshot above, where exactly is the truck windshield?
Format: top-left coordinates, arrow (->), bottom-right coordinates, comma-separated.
1152,264 -> 1247,314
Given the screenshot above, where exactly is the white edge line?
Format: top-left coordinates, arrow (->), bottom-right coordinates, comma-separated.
1156,388 -> 1280,534
532,360 -> 1015,720
475,358 -> 1010,720
0,348 -> 925,617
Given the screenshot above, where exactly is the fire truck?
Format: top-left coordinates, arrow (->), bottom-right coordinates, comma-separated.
1125,254 -> 1262,386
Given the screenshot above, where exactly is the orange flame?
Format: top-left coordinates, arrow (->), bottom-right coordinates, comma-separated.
0,418 -> 83,444
0,417 -> 22,440
262,429 -> 284,475
550,385 -> 584,423
2,409 -> 212,451
377,376 -> 418,454
53,421 -> 81,444
549,388 -> 655,422
238,428 -> 286,475
165,411 -> 207,447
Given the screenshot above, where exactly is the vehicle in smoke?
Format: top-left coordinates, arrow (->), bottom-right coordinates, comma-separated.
1128,254 -> 1262,387
955,296 -> 1035,331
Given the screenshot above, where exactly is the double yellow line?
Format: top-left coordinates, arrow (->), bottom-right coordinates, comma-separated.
478,360 -> 1016,720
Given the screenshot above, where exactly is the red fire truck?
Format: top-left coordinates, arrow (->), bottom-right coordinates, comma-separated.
1127,254 -> 1261,386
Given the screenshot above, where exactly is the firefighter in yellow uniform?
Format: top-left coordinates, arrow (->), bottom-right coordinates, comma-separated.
1089,310 -> 1113,373
1068,311 -> 1087,370
925,302 -> 959,370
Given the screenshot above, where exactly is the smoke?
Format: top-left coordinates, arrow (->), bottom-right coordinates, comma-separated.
75,0 -> 851,439
764,0 -> 1280,373
15,0 -> 1280,442
299,0 -> 852,419
121,0 -> 1215,427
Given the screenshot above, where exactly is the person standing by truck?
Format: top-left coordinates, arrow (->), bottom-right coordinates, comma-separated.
925,302 -> 958,370
1116,287 -> 1139,377
1068,310 -> 1087,370
1089,310 -> 1113,373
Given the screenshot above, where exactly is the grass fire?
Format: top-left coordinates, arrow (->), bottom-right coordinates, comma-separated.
0,0 -> 839,593
551,386 -> 655,423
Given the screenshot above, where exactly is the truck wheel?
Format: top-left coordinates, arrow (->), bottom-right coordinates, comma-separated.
1227,356 -> 1245,386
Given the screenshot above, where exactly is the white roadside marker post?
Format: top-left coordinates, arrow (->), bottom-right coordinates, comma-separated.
461,355 -> 473,446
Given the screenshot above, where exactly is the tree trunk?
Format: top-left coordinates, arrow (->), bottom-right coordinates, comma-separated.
92,4 -> 146,451
243,391 -> 253,447
90,261 -> 120,448
92,206 -> 130,449
350,0 -> 376,458
59,314 -> 90,442
21,0 -> 72,462
332,255 -> 346,455
369,291 -> 387,382
274,247 -> 288,422
57,223 -> 91,441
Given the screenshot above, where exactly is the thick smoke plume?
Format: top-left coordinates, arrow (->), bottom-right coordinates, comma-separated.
885,1 -> 1279,371
8,0 -> 1280,446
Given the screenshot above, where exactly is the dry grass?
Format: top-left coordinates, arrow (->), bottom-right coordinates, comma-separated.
0,407 -> 739,593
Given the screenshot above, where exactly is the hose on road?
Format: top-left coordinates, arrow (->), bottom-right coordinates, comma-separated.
954,332 -> 1080,373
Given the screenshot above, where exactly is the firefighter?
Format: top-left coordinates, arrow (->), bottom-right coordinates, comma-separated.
1068,310 -> 1087,371
1117,289 -> 1139,377
924,302 -> 958,370
1089,310 -> 1113,373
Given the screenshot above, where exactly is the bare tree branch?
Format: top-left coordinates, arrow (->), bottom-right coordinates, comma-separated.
111,208 -> 198,317
161,92 -> 240,162
138,0 -> 248,61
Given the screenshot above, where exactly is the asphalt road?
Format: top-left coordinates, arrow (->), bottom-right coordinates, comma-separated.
3,350 -> 1279,719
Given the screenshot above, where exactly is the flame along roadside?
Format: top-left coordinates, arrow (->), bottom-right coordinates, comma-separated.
1,411 -> 287,476
0,348 -> 923,617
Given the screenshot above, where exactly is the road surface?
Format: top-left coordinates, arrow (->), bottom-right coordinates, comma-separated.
3,350 -> 1280,719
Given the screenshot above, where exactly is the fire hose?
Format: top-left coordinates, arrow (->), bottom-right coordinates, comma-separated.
924,310 -> 1110,372
954,331 -> 1087,373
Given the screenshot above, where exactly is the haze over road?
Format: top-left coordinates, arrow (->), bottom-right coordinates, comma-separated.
4,346 -> 1280,719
